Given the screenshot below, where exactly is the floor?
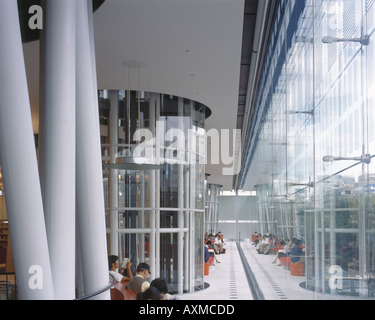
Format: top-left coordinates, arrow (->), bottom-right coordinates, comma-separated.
175,240 -> 362,301
175,241 -> 253,300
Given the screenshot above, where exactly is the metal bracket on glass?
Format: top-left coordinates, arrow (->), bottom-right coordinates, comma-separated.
336,273 -> 375,283
104,156 -> 162,170
288,110 -> 314,116
269,142 -> 287,146
287,182 -> 315,188
269,194 -> 289,199
323,154 -> 372,164
322,35 -> 370,46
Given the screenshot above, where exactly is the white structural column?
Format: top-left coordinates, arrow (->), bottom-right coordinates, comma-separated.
188,100 -> 196,292
0,0 -> 55,299
155,94 -> 161,277
149,93 -> 156,276
41,0 -> 77,299
177,98 -> 184,294
109,90 -> 119,256
76,0 -> 109,299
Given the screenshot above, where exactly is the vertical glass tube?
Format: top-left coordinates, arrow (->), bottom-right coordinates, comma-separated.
100,90 -> 209,294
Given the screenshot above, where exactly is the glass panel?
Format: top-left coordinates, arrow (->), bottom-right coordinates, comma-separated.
118,210 -> 152,229
118,232 -> 151,276
194,211 -> 205,291
239,0 -> 375,299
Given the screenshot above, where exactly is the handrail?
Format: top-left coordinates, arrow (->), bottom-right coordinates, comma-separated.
74,274 -> 116,300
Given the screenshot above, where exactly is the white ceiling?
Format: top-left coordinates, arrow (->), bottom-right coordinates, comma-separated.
23,0 -> 247,191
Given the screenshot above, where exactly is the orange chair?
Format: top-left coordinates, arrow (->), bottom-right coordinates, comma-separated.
110,288 -> 125,300
290,262 -> 305,276
204,262 -> 209,275
124,287 -> 137,300
279,256 -> 291,269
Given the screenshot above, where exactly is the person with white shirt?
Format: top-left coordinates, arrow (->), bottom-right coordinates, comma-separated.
256,236 -> 270,254
108,255 -> 133,284
214,233 -> 225,254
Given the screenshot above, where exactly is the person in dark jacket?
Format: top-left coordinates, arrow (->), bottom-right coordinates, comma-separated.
290,240 -> 304,263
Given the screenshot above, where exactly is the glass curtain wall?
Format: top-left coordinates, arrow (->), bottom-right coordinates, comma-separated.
243,0 -> 375,298
205,183 -> 222,235
99,90 -> 207,294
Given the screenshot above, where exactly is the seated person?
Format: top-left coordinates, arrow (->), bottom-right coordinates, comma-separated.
108,255 -> 133,283
125,262 -> 151,295
150,277 -> 173,300
121,257 -> 136,278
256,236 -> 270,254
204,242 -> 210,263
254,234 -> 261,247
137,286 -> 162,300
206,240 -> 220,263
272,239 -> 291,264
214,233 -> 225,254
290,240 -> 305,263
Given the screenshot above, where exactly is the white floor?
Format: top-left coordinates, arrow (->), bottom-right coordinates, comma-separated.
175,240 -> 364,300
175,241 -> 253,300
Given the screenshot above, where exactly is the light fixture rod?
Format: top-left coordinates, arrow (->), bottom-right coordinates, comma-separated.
288,110 -> 313,115
322,35 -> 370,46
323,154 -> 372,164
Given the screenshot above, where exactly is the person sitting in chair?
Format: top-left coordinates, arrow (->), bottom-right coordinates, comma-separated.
125,262 -> 151,295
290,240 -> 304,263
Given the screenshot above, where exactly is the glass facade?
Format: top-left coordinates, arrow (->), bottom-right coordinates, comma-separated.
99,90 -> 208,294
240,0 -> 375,298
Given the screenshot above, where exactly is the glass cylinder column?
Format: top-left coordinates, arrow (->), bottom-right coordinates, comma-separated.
100,90 -> 210,294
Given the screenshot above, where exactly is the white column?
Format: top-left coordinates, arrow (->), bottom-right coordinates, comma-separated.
188,101 -> 195,292
184,161 -> 190,292
109,90 -> 119,255
0,0 -> 54,300
41,0 -> 77,300
149,94 -> 156,277
76,0 -> 109,299
140,172 -> 146,262
177,98 -> 184,294
155,94 -> 161,277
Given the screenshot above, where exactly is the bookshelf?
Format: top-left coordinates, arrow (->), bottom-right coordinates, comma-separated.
0,221 -> 8,249
0,221 -> 8,269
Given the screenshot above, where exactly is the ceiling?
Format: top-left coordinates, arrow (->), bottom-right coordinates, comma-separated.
21,0 -> 260,191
